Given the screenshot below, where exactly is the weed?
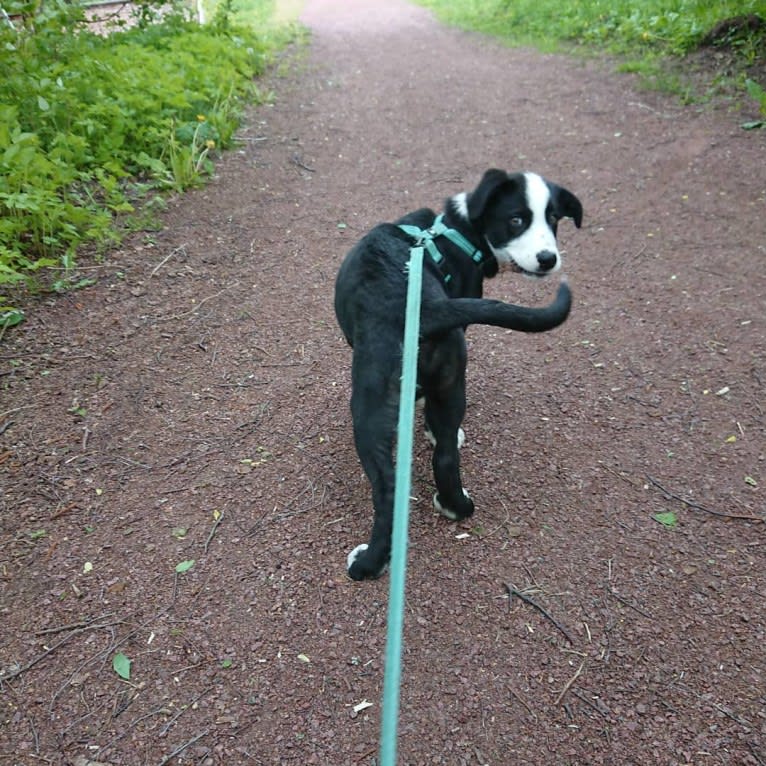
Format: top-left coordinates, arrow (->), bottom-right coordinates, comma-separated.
415,0 -> 766,100
0,0 -> 296,292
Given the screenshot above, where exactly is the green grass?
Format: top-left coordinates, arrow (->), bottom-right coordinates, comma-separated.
414,0 -> 766,102
0,0 -> 299,300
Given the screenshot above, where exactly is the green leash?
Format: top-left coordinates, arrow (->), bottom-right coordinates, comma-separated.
379,216 -> 483,763
379,239 -> 425,766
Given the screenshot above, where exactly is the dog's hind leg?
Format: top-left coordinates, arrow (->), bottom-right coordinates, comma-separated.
346,357 -> 399,580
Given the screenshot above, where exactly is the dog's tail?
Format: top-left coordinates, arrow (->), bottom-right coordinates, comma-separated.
420,280 -> 572,337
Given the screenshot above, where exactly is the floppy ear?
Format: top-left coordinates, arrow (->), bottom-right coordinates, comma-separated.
551,184 -> 583,228
467,169 -> 514,222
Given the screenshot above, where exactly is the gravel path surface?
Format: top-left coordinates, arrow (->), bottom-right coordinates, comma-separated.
2,1 -> 765,763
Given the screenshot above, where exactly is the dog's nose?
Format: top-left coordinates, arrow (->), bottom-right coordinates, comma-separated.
536,250 -> 558,271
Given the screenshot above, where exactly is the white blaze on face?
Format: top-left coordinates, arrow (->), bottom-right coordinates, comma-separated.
494,172 -> 561,276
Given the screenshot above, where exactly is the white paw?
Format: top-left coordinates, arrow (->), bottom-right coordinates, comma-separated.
347,543 -> 368,571
424,427 -> 465,449
433,488 -> 471,520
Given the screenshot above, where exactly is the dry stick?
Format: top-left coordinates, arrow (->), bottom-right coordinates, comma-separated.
504,582 -> 576,645
35,613 -> 115,637
607,588 -> 653,619
158,283 -> 239,322
748,742 -> 766,766
150,244 -> 187,277
508,684 -> 537,720
159,687 -> 213,737
672,681 -> 754,729
204,510 -> 224,553
158,729 -> 211,766
647,475 -> 763,522
290,153 -> 315,173
95,703 -> 169,755
571,688 -> 610,718
0,618 -> 115,683
554,660 -> 586,706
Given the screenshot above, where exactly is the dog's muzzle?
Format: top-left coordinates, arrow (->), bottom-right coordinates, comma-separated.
507,250 -> 560,277
536,250 -> 558,272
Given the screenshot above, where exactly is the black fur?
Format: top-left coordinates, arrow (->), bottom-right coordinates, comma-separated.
334,170 -> 582,580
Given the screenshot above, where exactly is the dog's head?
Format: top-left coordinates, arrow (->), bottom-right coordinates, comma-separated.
453,169 -> 582,277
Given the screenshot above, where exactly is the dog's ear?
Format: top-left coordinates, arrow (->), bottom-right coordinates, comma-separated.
467,169 -> 515,222
550,184 -> 583,229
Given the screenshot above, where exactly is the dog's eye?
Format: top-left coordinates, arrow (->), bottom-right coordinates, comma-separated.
509,216 -> 524,230
547,211 -> 559,226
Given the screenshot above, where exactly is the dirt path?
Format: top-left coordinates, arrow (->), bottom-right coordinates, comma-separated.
2,1 -> 765,763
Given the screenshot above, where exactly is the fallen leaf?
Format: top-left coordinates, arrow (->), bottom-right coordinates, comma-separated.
353,699 -> 373,713
113,652 -> 131,680
297,653 -> 310,663
744,476 -> 758,487
83,561 -> 93,574
175,559 -> 195,574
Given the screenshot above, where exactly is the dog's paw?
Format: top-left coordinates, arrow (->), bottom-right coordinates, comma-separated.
347,544 -> 389,581
433,489 -> 474,520
424,426 -> 465,449
347,544 -> 370,572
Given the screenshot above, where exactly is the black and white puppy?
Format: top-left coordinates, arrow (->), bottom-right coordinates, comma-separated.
334,170 -> 582,580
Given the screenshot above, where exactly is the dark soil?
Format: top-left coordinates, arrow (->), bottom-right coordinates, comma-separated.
2,1 -> 765,764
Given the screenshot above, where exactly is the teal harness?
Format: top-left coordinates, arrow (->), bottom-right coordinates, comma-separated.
397,214 -> 486,284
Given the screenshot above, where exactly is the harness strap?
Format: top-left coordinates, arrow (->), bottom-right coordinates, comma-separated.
398,214 -> 486,283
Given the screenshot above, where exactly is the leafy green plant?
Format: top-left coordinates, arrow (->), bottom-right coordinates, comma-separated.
415,0 -> 766,99
743,77 -> 766,127
652,510 -> 678,527
162,118 -> 218,191
0,0 -> 295,291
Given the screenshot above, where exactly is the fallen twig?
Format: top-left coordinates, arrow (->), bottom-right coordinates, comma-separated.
554,660 -> 586,706
98,704 -> 170,755
150,244 -> 187,277
35,613 -> 114,637
290,153 -> 315,172
158,729 -> 211,765
508,683 -> 537,719
158,283 -> 239,322
159,687 -> 213,737
571,688 -> 611,718
671,680 -> 754,729
504,582 -> 576,645
1,623 -> 96,683
748,741 -> 766,766
607,588 -> 653,619
204,510 -> 224,553
647,475 -> 763,522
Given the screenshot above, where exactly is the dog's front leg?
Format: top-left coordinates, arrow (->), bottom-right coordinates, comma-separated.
422,343 -> 475,522
428,399 -> 475,521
